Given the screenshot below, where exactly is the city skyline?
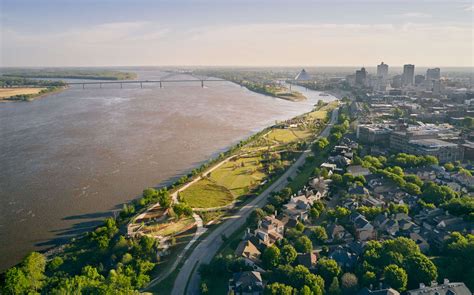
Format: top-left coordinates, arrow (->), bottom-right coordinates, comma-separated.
1,0 -> 473,67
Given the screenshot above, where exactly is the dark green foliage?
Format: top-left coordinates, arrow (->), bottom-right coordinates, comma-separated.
383,264 -> 407,291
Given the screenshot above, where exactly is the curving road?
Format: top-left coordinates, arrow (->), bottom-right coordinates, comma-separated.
171,107 -> 339,294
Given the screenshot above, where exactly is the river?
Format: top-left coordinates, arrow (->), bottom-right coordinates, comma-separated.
0,69 -> 336,271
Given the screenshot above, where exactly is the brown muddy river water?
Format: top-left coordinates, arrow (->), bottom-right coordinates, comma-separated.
0,69 -> 336,270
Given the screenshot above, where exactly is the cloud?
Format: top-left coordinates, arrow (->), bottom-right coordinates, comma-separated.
464,5 -> 474,11
1,21 -> 472,67
397,12 -> 433,18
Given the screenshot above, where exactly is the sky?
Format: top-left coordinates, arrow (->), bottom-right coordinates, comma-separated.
0,0 -> 473,67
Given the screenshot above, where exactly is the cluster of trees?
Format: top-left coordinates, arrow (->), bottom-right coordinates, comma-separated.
437,232 -> 474,290
442,196 -> 474,220
0,76 -> 66,88
357,237 -> 437,291
2,226 -> 159,294
389,153 -> 438,168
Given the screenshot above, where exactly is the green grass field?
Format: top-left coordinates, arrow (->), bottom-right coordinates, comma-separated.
180,178 -> 234,208
266,128 -> 311,143
210,156 -> 265,196
143,217 -> 195,236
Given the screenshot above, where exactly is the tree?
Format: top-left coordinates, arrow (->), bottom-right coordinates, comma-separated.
265,283 -> 294,295
48,256 -> 64,271
3,267 -> 29,294
158,191 -> 171,209
172,203 -> 193,218
280,245 -> 298,265
317,258 -> 341,285
262,246 -> 281,269
310,208 -> 320,220
248,208 -> 266,226
298,285 -> 312,295
404,253 -> 438,287
341,273 -> 358,294
383,264 -> 408,291
328,277 -> 342,295
22,252 -> 46,292
295,236 -> 313,254
361,271 -> 376,287
310,226 -> 328,244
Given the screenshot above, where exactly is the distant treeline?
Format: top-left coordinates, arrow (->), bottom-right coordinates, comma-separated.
0,76 -> 66,88
2,70 -> 137,81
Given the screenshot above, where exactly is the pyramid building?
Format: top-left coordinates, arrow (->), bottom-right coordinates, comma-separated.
294,69 -> 312,81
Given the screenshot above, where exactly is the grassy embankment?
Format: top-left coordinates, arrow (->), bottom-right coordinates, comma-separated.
179,104 -> 333,210
0,87 -> 65,102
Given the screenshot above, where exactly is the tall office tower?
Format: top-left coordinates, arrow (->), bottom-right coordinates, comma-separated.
355,67 -> 367,86
402,64 -> 415,86
377,62 -> 389,79
415,75 -> 425,85
426,68 -> 441,80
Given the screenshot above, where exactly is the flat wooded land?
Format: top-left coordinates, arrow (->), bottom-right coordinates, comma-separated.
0,87 -> 46,99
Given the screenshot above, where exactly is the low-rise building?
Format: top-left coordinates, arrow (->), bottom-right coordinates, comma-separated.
406,280 -> 472,295
228,271 -> 264,295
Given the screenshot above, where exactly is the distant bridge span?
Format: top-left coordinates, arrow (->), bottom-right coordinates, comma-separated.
66,78 -> 226,89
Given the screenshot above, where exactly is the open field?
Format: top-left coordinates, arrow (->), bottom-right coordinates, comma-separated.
209,156 -> 266,196
266,128 -> 312,143
0,87 -> 46,99
142,217 -> 195,237
180,178 -> 234,208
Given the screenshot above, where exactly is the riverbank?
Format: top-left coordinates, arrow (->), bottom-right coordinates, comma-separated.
0,86 -> 68,102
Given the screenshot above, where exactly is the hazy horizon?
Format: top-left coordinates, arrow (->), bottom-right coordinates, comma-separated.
1,0 -> 473,67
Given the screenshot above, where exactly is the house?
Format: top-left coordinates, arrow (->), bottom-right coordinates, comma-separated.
353,215 -> 375,241
348,185 -> 370,197
327,223 -> 353,243
297,251 -> 318,270
235,240 -> 261,268
409,232 -> 430,253
363,196 -> 385,207
284,194 -> 318,221
382,219 -> 399,235
309,177 -> 329,197
357,288 -> 400,295
228,271 -> 264,295
373,213 -> 390,228
329,246 -> 357,270
253,215 -> 285,248
347,165 -> 371,177
406,279 -> 472,295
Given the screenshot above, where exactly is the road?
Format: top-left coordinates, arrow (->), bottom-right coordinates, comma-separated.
171,107 -> 339,295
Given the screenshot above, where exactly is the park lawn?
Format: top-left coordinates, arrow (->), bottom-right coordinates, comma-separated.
291,129 -> 313,140
0,87 -> 46,99
266,128 -> 301,143
209,156 -> 266,197
307,110 -> 327,120
180,178 -> 234,208
143,217 -> 195,237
